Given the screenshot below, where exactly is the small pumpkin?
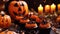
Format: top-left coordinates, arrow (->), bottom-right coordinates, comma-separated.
8,1 -> 28,20
39,22 -> 51,29
25,21 -> 38,29
0,11 -> 11,28
19,18 -> 30,24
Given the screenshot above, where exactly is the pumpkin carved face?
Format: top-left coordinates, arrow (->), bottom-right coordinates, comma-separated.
8,1 -> 28,19
0,11 -> 11,28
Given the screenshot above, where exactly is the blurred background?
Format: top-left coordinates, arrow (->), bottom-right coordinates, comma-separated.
0,0 -> 60,12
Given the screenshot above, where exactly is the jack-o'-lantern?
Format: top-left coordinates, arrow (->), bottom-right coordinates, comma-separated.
0,11 -> 11,28
8,1 -> 28,20
25,21 -> 38,29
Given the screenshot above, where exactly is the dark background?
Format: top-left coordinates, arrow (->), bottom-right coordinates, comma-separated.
0,0 -> 60,12
24,0 -> 60,12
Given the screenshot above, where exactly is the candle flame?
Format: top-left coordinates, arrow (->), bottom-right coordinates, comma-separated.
51,3 -> 55,7
51,3 -> 56,9
39,4 -> 42,7
52,3 -> 55,5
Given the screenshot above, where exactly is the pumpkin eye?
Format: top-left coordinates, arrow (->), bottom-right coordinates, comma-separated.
14,3 -> 18,7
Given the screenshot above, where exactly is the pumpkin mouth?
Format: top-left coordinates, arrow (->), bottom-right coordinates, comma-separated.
13,10 -> 26,16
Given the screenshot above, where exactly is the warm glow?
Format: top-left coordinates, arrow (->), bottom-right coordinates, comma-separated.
51,3 -> 56,11
51,3 -> 56,13
39,4 -> 43,7
45,5 -> 50,12
38,4 -> 43,14
58,4 -> 60,11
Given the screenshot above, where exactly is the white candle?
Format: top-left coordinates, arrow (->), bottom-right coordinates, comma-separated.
45,5 -> 50,13
51,3 -> 56,13
58,4 -> 60,11
38,4 -> 43,14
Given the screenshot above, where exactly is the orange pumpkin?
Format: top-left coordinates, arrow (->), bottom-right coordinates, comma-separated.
25,23 -> 38,29
39,22 -> 51,29
0,11 -> 11,28
19,18 -> 30,24
8,1 -> 28,20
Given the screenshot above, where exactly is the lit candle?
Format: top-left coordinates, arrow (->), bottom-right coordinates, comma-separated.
45,5 -> 50,13
58,4 -> 60,11
51,3 -> 56,13
38,4 -> 43,14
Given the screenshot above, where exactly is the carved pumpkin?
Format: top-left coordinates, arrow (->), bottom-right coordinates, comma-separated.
0,11 -> 11,28
8,1 -> 28,20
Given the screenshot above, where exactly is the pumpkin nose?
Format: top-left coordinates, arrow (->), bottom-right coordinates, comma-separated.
18,8 -> 21,11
